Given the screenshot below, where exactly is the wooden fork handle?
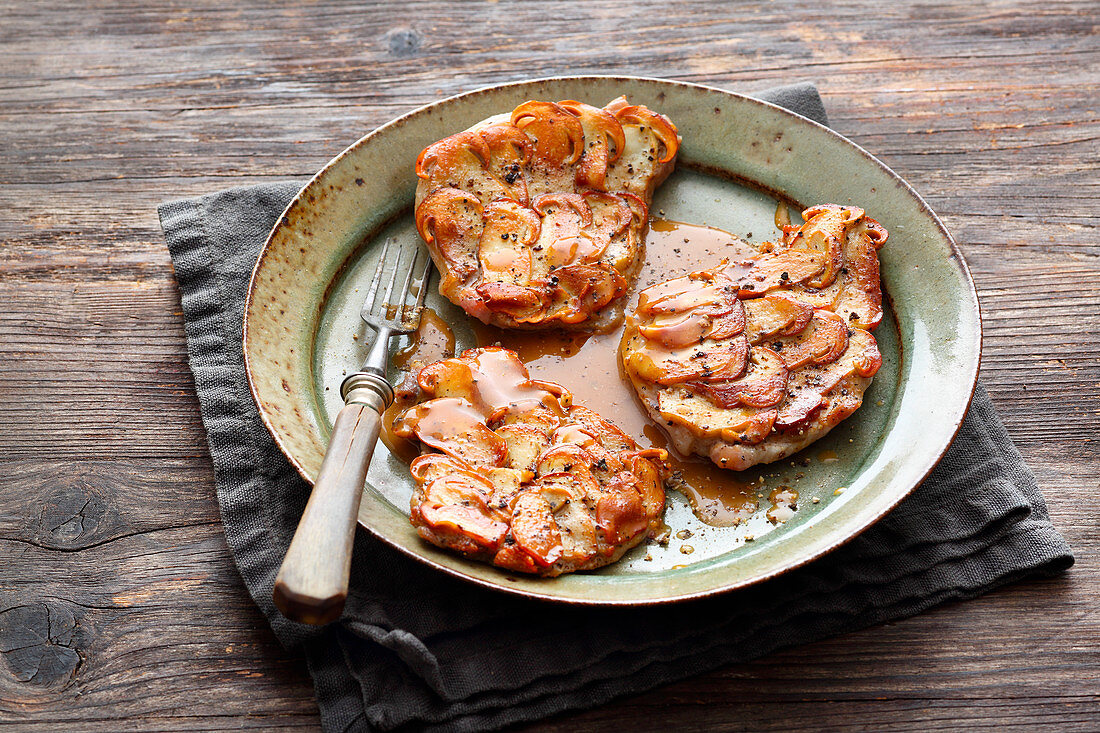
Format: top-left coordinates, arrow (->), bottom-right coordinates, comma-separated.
273,374 -> 391,625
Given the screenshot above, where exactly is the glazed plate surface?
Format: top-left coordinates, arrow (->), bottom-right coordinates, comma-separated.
243,76 -> 980,604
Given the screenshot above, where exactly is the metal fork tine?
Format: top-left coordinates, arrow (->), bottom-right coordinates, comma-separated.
396,245 -> 419,324
382,239 -> 411,316
362,236 -> 392,316
412,253 -> 433,313
359,238 -> 433,332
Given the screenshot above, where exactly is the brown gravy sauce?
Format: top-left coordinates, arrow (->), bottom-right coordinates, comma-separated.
766,486 -> 799,524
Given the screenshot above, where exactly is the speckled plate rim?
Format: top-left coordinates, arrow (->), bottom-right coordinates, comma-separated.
243,75 -> 982,606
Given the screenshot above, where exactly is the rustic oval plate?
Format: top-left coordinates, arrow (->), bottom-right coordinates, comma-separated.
244,76 -> 980,605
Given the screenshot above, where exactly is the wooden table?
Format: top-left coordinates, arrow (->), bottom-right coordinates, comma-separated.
2,1 -> 1097,729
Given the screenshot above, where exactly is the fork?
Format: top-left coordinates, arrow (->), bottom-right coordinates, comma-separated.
273,237 -> 432,625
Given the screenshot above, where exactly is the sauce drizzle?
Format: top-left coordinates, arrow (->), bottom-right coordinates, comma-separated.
380,307 -> 456,463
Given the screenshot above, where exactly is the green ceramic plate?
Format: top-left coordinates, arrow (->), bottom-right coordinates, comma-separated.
243,76 -> 981,605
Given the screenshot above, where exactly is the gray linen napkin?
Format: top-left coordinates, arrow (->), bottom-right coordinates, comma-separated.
158,83 -> 1072,733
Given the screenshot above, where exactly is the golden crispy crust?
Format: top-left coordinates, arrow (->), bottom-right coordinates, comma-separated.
621,205 -> 888,471
414,97 -> 680,331
394,347 -> 668,576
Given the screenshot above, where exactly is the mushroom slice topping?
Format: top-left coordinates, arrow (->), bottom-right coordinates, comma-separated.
775,328 -> 882,429
415,131 -> 491,196
688,346 -> 788,410
558,100 -> 626,191
771,310 -> 850,370
791,205 -> 854,289
595,471 -> 649,546
494,424 -> 550,474
508,490 -> 565,567
477,200 -> 540,285
511,100 -> 585,168
624,333 -> 749,386
417,473 -> 508,550
532,193 -> 599,267
546,263 -> 628,325
725,248 -> 826,298
394,397 -> 507,467
415,187 -> 483,287
656,388 -> 777,444
478,123 -> 531,204
744,295 -> 815,343
835,213 -> 889,329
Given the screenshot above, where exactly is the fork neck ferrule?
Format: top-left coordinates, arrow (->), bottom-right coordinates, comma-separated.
361,324 -> 395,377
340,371 -> 394,413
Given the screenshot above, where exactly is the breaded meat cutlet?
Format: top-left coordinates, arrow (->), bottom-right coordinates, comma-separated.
394,347 -> 668,576
621,205 -> 888,471
414,97 -> 680,331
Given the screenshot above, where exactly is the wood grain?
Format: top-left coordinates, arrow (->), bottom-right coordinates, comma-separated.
1,0 -> 1097,729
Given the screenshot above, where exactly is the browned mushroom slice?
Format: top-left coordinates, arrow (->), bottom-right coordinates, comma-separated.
771,310 -> 850,370
409,453 -> 476,486
775,328 -> 883,429
835,214 -> 889,329
637,272 -> 728,317
417,356 -> 478,402
707,297 -> 748,340
459,347 -> 563,416
624,333 -> 749,386
793,205 -> 856,289
596,190 -> 648,271
532,193 -> 598,267
477,200 -> 540,285
744,294 -> 815,343
785,277 -> 845,310
557,100 -> 626,191
582,191 -> 633,243
414,187 -> 484,289
416,473 -> 508,550
612,105 -> 680,163
511,101 -> 585,169
549,422 -> 604,454
656,388 -> 777,444
564,405 -> 637,454
638,310 -> 712,349
536,442 -> 596,475
602,99 -> 681,200
726,248 -> 827,297
595,470 -> 649,545
415,131 -> 491,196
494,423 -> 549,474
478,123 -> 531,204
474,281 -> 545,322
689,346 -> 788,409
637,270 -> 744,341
624,451 -> 667,525
546,262 -> 627,325
483,467 -> 528,516
538,480 -> 598,565
508,490 -> 565,568
394,397 -> 506,467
